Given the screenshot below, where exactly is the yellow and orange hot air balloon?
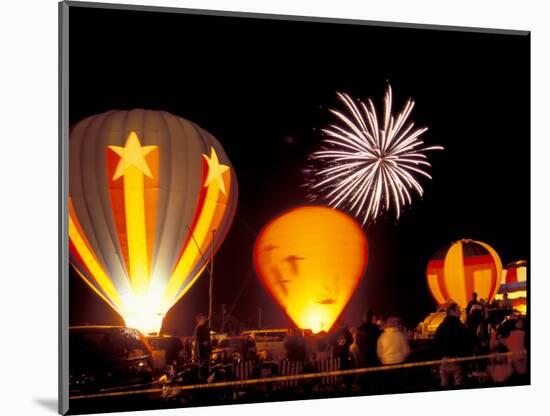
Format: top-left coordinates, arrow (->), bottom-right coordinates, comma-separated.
69,109 -> 238,334
426,239 -> 502,309
253,206 -> 368,333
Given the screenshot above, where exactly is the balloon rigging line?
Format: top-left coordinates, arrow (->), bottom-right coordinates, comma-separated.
185,224 -> 212,274
225,215 -> 260,320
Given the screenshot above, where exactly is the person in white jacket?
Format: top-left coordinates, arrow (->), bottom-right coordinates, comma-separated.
376,317 -> 410,365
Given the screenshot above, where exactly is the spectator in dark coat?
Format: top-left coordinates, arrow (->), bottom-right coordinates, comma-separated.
434,302 -> 474,387
330,321 -> 354,368
194,313 -> 211,366
466,292 -> 483,335
466,292 -> 480,316
330,322 -> 354,391
358,310 -> 382,366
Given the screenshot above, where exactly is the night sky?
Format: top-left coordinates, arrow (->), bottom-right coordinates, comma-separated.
68,4 -> 529,333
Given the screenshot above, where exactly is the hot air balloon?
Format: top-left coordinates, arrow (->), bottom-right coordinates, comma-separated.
494,260 -> 527,313
69,109 -> 238,334
426,239 -> 502,309
253,206 -> 368,333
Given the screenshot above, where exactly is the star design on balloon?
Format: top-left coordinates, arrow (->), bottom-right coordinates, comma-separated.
108,131 -> 158,180
202,146 -> 230,195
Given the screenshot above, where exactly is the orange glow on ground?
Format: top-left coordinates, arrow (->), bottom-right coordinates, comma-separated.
254,206 -> 368,333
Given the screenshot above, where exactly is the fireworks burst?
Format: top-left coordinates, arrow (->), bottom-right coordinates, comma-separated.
306,85 -> 443,225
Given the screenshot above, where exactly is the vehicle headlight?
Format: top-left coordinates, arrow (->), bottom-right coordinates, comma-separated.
70,373 -> 95,386
133,359 -> 152,372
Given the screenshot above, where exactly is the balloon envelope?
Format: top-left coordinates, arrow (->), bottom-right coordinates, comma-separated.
495,260 -> 527,314
69,109 -> 238,334
254,206 -> 368,333
426,239 -> 502,308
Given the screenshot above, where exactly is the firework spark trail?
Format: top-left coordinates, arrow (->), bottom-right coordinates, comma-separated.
307,85 -> 443,225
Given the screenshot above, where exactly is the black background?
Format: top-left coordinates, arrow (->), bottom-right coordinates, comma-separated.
69,5 -> 529,333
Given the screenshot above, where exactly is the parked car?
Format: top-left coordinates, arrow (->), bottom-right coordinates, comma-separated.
211,335 -> 257,363
146,335 -> 184,371
415,305 -> 466,339
241,329 -> 288,362
69,325 -> 154,394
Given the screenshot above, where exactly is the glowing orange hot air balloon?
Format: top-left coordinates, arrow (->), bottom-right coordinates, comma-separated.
253,206 -> 368,333
69,109 -> 238,334
426,239 -> 502,309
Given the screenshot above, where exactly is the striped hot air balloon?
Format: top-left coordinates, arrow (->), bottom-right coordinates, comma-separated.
69,109 -> 238,334
494,260 -> 527,313
426,239 -> 502,308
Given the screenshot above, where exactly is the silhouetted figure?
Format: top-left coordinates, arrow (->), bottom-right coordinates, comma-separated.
434,302 -> 474,387
194,313 -> 211,366
466,292 -> 480,317
330,322 -> 353,367
358,310 -> 382,367
313,331 -> 331,361
466,292 -> 483,337
499,293 -> 513,312
478,298 -> 490,344
284,328 -> 307,361
329,322 -> 353,391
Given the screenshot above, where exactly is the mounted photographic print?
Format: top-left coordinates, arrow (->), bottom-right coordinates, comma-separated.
58,1 -> 530,414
